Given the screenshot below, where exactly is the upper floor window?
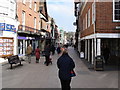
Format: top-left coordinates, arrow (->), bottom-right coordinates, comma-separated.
34,17 -> 36,29
88,9 -> 90,27
113,0 -> 120,22
22,11 -> 25,31
29,0 -> 32,8
22,0 -> 26,4
92,2 -> 95,24
85,13 -> 88,29
34,2 -> 37,12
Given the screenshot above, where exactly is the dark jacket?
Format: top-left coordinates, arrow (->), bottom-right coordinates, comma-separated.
57,47 -> 61,54
57,53 -> 75,80
44,45 -> 51,56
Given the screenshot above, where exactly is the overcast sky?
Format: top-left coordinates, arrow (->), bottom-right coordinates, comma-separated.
47,0 -> 76,32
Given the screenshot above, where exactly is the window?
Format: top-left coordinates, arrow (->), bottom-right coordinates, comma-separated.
9,0 -> 16,19
85,13 -> 88,29
92,2 -> 95,24
39,6 -> 43,12
113,0 -> 120,21
34,17 -> 36,29
29,0 -> 32,8
22,0 -> 26,4
88,9 -> 90,27
22,11 -> 25,31
34,2 -> 37,12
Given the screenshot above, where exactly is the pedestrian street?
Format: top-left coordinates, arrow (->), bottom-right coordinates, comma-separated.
2,47 -> 118,88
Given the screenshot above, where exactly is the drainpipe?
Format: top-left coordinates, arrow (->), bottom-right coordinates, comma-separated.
93,0 -> 96,64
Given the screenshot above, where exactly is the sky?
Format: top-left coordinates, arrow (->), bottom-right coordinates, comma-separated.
46,0 -> 76,32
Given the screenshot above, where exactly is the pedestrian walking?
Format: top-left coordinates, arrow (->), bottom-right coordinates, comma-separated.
35,46 -> 40,63
57,48 -> 75,90
57,45 -> 61,54
44,43 -> 51,66
26,44 -> 33,63
51,44 -> 56,55
103,45 -> 110,65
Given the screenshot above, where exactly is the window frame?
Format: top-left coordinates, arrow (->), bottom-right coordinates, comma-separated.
92,2 -> 95,24
113,0 -> 120,22
29,0 -> 32,9
34,17 -> 37,29
85,13 -> 88,29
34,2 -> 37,12
22,11 -> 25,31
88,9 -> 90,27
22,0 -> 26,4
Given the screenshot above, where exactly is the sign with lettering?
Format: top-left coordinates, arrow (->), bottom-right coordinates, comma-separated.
0,23 -> 16,33
0,23 -> 5,31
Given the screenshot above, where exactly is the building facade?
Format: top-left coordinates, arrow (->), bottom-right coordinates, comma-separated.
17,0 -> 48,55
0,0 -> 19,59
75,0 -> 120,65
59,28 -> 64,44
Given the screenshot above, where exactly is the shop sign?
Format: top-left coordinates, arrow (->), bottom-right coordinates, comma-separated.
0,23 -> 5,31
0,23 -> 16,33
0,23 -> 4,36
18,36 -> 27,40
5,24 -> 16,33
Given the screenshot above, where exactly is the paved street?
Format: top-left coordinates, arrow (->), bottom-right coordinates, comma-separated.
2,47 -> 118,88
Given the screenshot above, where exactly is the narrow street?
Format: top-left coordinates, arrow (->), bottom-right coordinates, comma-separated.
2,47 -> 118,88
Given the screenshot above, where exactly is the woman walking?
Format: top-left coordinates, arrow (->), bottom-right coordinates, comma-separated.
35,46 -> 40,63
57,48 -> 75,90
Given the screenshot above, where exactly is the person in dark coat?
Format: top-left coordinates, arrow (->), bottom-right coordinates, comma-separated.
44,44 -> 51,66
103,45 -> 110,65
57,48 -> 75,90
51,44 -> 56,55
35,46 -> 40,63
57,45 -> 61,54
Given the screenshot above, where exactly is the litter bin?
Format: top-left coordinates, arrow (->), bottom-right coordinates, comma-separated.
94,55 -> 104,71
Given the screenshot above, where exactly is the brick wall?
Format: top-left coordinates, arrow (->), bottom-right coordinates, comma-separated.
79,2 -> 94,38
17,1 -> 40,30
96,2 -> 120,33
79,2 -> 120,38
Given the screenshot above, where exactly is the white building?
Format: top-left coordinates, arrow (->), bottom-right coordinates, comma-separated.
0,0 -> 19,60
59,28 -> 64,44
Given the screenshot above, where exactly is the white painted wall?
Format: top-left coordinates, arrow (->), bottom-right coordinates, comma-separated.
0,15 -> 19,56
0,0 -> 16,19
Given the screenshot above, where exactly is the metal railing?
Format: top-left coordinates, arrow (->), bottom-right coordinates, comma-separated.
18,25 -> 41,34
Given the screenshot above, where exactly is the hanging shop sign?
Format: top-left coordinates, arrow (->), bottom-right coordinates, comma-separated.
0,23 -> 16,33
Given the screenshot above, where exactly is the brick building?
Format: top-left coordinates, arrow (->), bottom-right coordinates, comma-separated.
17,0 -> 48,55
74,0 -> 120,65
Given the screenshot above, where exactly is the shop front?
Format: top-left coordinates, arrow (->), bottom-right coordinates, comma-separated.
0,19 -> 19,58
101,38 -> 120,65
17,35 -> 40,56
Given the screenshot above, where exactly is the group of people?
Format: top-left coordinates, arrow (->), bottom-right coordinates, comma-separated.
26,44 -> 76,90
26,43 -> 66,65
26,44 -> 40,63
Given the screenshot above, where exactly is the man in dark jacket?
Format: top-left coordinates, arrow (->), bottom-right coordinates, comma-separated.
57,48 -> 75,90
103,45 -> 110,65
44,44 -> 51,66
